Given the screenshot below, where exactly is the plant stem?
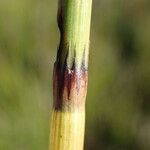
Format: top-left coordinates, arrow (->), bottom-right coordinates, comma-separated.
49,0 -> 92,149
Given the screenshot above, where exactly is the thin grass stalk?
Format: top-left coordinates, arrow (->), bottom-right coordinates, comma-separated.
49,0 -> 92,149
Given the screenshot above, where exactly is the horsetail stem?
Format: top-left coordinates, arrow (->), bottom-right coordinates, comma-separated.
49,0 -> 92,149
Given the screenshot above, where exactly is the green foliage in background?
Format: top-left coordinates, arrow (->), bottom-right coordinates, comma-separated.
0,0 -> 150,150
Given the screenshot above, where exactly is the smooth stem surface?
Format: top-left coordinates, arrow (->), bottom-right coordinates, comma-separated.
49,0 -> 92,149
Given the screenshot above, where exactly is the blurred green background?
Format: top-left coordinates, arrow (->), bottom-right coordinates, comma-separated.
0,0 -> 150,149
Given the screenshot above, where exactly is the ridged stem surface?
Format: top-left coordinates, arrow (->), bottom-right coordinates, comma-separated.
49,0 -> 92,149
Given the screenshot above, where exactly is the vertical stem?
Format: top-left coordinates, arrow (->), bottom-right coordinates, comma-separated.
49,0 -> 92,150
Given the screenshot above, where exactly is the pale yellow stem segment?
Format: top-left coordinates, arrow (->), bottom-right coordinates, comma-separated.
49,110 -> 85,150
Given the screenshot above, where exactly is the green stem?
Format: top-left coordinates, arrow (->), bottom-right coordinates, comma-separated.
57,0 -> 92,69
49,0 -> 92,149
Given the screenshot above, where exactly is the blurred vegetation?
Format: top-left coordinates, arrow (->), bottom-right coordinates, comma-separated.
0,0 -> 150,150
